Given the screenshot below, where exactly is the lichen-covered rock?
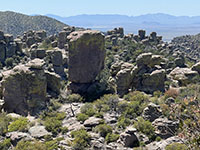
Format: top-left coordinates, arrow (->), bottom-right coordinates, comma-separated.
47,49 -> 65,76
2,59 -> 47,115
136,53 -> 152,67
68,30 -> 105,83
115,63 -> 134,96
142,69 -> 166,93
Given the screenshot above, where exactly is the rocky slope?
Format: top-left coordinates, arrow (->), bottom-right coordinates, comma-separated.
0,11 -> 68,37
0,26 -> 199,150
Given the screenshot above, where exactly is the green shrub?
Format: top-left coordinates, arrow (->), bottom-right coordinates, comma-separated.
76,113 -> 89,123
117,115 -> 131,129
66,94 -> 83,103
80,103 -> 96,117
0,113 -> 11,135
165,143 -> 187,150
5,57 -> 14,67
105,133 -> 119,143
95,124 -> 112,137
16,140 -> 47,150
100,94 -> 119,111
94,99 -> 109,113
0,138 -> 11,150
43,112 -> 66,136
61,126 -> 68,135
134,117 -> 156,141
123,91 -> 149,103
71,129 -> 91,150
8,117 -> 29,132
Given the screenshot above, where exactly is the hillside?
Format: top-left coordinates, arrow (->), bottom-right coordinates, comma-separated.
0,17 -> 199,149
0,11 -> 68,37
47,13 -> 200,41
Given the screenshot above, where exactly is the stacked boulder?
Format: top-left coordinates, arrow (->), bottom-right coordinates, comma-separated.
46,49 -> 65,76
21,30 -> 47,48
0,31 -> 22,63
67,30 -> 105,95
58,26 -> 75,49
1,59 -> 61,116
110,53 -> 166,96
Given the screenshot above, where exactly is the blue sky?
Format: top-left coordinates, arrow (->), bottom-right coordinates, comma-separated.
0,0 -> 200,17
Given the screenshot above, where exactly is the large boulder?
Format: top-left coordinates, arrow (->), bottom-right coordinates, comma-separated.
169,67 -> 199,86
142,103 -> 162,122
152,117 -> 179,139
142,69 -> 166,93
119,127 -> 139,148
115,63 -> 134,96
47,49 -> 65,76
68,30 -> 105,84
2,59 -> 47,115
45,71 -> 61,95
29,125 -> 52,138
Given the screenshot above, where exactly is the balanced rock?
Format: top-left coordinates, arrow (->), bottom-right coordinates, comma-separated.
68,30 -> 105,83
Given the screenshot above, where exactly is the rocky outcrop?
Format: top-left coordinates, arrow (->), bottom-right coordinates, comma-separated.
67,30 -> 105,95
152,117 -> 179,139
28,125 -> 52,138
0,31 -> 21,63
2,59 -> 47,115
46,49 -> 65,76
110,53 -> 166,96
45,71 -> 61,95
58,26 -> 75,49
115,63 -> 134,96
146,136 -> 184,150
119,127 -> 139,148
169,67 -> 199,86
142,103 -> 162,122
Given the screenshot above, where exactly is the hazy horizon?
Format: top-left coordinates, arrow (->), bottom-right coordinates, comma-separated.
0,0 -> 200,17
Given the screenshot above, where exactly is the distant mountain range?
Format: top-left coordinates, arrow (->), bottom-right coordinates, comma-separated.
46,13 -> 200,41
0,11 -> 68,37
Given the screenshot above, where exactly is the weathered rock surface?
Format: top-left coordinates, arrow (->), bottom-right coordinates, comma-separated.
45,71 -> 61,95
169,67 -> 199,86
141,69 -> 166,93
152,117 -> 179,139
115,63 -> 134,96
2,59 -> 47,115
29,125 -> 52,138
146,136 -> 184,150
142,103 -> 162,122
119,127 -> 139,148
68,30 -> 105,84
